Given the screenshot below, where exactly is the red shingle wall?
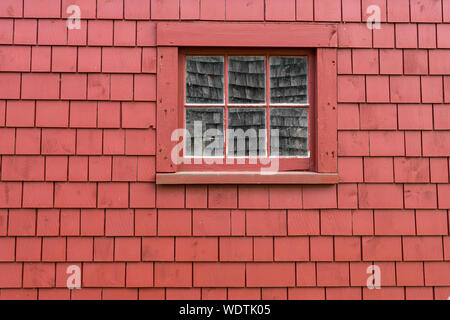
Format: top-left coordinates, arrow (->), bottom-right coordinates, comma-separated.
0,0 -> 449,300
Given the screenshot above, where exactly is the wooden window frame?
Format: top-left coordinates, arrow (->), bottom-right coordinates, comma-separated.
155,22 -> 338,185
180,48 -> 315,172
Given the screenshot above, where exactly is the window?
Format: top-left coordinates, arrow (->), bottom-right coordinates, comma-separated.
156,22 -> 338,184
179,49 -> 315,172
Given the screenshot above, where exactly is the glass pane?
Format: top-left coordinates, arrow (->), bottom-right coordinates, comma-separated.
186,56 -> 224,104
270,57 -> 308,104
228,56 -> 266,104
227,108 -> 266,157
270,108 -> 308,156
185,108 -> 224,157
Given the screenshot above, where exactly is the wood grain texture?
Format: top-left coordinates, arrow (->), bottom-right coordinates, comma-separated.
316,48 -> 337,173
156,171 -> 338,184
156,47 -> 178,172
157,22 -> 338,47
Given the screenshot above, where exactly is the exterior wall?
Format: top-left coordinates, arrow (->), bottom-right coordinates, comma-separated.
0,0 -> 449,300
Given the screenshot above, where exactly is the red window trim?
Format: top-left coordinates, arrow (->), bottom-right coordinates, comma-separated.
156,22 -> 338,185
156,22 -> 337,47
157,171 -> 338,185
178,48 -> 315,172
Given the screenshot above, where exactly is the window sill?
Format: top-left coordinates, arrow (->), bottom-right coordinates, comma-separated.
156,171 -> 338,185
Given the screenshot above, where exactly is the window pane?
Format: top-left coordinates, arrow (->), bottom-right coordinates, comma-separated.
270,57 -> 308,104
185,108 -> 224,157
270,108 -> 308,156
228,56 -> 266,104
186,56 -> 224,104
227,108 -> 266,157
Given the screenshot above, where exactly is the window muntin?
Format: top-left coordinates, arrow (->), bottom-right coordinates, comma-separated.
183,52 -> 311,161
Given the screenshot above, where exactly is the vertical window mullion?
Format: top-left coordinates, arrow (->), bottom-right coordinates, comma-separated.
266,54 -> 271,157
183,55 -> 188,158
224,54 -> 228,158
